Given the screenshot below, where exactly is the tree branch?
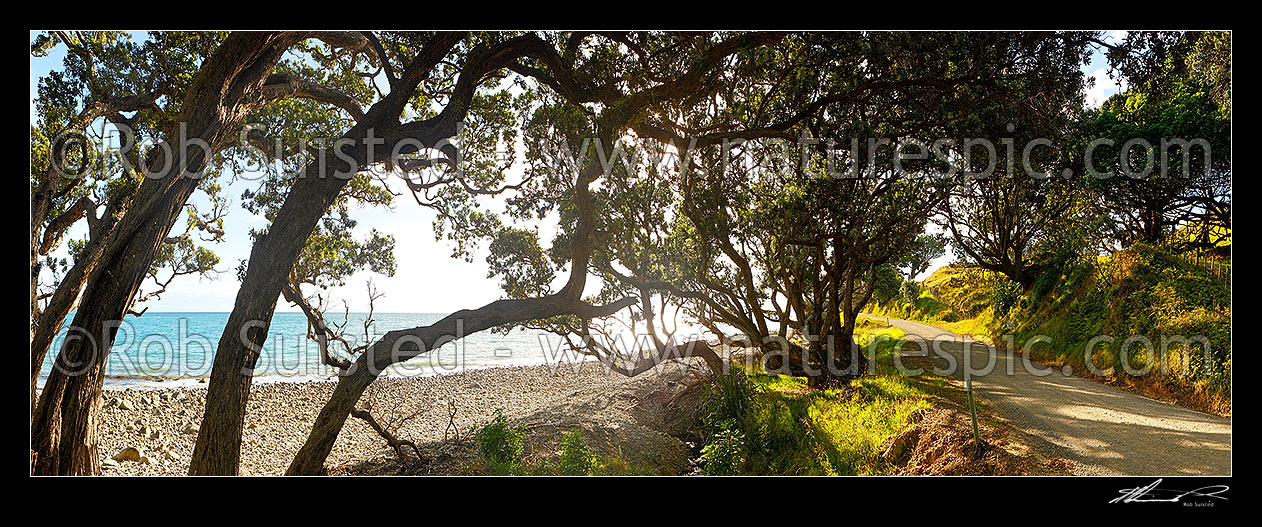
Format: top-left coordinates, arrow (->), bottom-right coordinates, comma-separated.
257,72 -> 365,120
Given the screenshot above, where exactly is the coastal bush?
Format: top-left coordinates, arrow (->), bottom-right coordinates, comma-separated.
871,264 -> 904,304
1009,244 -> 1231,413
471,412 -> 653,475
989,277 -> 1021,317
868,244 -> 1231,414
698,420 -> 746,475
473,409 -> 525,475
556,430 -> 600,476
899,280 -> 922,305
699,369 -> 760,435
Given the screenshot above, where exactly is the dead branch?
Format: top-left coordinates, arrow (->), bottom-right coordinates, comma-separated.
350,406 -> 424,467
443,399 -> 462,442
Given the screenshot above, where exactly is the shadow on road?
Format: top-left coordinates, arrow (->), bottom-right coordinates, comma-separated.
863,314 -> 1232,476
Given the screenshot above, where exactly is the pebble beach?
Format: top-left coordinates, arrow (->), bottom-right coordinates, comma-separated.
86,361 -> 708,475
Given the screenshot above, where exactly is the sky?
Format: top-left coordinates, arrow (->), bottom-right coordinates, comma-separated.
30,31 -> 1128,314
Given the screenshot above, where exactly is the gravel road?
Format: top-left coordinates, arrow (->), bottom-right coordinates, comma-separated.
864,314 -> 1232,476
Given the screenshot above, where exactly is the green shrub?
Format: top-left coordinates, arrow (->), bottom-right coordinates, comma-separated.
473,408 -> 525,475
471,413 -> 655,476
694,331 -> 942,475
989,277 -> 1021,316
597,453 -> 659,476
871,264 -> 903,304
699,369 -> 761,437
899,280 -> 922,305
557,430 -> 600,476
699,420 -> 746,475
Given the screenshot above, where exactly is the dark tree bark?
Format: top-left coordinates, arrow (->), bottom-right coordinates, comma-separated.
31,32 -> 305,475
188,32 -> 513,475
30,204 -> 119,407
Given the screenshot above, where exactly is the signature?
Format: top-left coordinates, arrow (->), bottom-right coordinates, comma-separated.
1111,479 -> 1229,504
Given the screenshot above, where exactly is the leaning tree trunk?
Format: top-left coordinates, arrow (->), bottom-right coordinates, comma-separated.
188,32 -> 508,475
30,32 -> 301,475
283,145 -> 628,474
189,145 -> 357,475
32,222 -> 169,474
283,293 -> 633,475
30,210 -> 120,407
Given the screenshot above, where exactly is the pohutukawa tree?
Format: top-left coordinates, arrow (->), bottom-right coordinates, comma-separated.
187,31 -> 556,475
31,30 -> 1118,476
933,35 -> 1097,288
31,30 -> 384,475
29,32 -> 229,405
274,31 -> 803,476
1084,31 -> 1231,251
270,31 -> 1108,473
587,31 -> 1098,385
897,234 -> 949,281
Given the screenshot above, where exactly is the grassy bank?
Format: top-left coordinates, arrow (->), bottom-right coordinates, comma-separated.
868,244 -> 1232,416
457,319 -> 1068,476
693,321 -> 962,475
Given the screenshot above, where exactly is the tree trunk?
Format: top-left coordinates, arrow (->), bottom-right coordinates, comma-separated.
286,357 -> 377,475
33,218 -> 172,474
189,147 -> 352,475
30,211 -> 119,407
190,32 -> 514,475
30,32 -> 301,475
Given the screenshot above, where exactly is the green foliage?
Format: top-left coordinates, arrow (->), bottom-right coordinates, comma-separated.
898,279 -> 922,305
486,227 -> 555,298
898,233 -> 948,280
695,329 -> 949,475
870,263 -> 904,305
470,410 -> 651,476
477,32 -> 1095,358
556,430 -> 600,476
30,31 -> 415,315
989,276 -> 1021,317
699,369 -> 762,436
874,244 -> 1231,414
243,171 -> 396,291
698,420 -> 746,475
1087,31 -> 1230,250
870,265 -> 999,329
472,409 -> 525,475
1009,245 -> 1231,405
30,31 -> 237,309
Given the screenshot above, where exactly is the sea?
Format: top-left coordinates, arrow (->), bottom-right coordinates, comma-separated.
36,312 -> 612,390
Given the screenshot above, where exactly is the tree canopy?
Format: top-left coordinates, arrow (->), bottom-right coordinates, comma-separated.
29,30 -> 1230,476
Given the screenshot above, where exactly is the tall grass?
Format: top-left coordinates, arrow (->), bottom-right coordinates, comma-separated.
696,327 -> 952,475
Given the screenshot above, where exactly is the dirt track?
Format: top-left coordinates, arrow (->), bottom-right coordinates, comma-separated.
865,315 -> 1232,476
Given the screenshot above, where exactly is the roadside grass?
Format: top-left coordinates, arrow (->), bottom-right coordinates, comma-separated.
867,244 -> 1231,416
696,325 -> 960,475
1013,245 -> 1231,415
865,266 -> 1000,339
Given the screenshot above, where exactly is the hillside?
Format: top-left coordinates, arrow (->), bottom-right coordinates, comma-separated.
868,245 -> 1231,416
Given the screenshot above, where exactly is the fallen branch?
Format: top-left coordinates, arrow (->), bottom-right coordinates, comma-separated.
350,406 -> 424,468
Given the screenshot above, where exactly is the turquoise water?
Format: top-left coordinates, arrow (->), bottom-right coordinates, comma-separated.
38,312 -> 587,388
